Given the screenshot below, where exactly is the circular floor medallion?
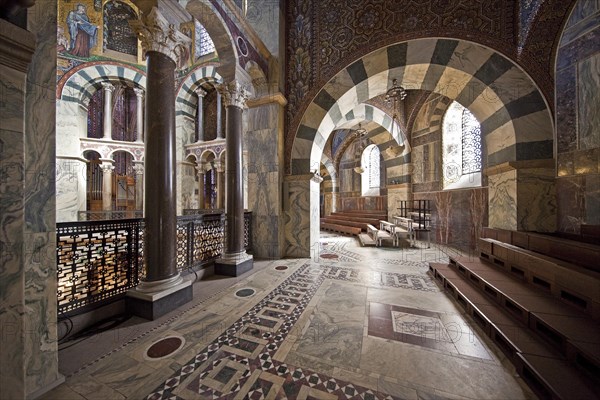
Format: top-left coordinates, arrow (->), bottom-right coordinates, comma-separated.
320,253 -> 339,259
275,266 -> 288,271
145,336 -> 185,360
235,288 -> 256,298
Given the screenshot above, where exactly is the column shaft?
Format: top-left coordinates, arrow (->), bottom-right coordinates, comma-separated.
216,91 -> 223,139
224,105 -> 244,254
102,82 -> 114,140
100,163 -> 113,211
134,88 -> 144,143
144,51 -> 178,281
197,168 -> 205,209
196,88 -> 206,142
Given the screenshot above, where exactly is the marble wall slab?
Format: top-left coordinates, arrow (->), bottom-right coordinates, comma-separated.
387,186 -> 410,221
283,176 -> 312,258
488,170 -> 518,230
176,117 -> 195,214
24,2 -> 61,396
578,53 -> 600,150
517,168 -> 557,232
246,103 -> 285,259
557,174 -> 600,233
555,2 -> 599,233
0,57 -> 29,400
56,158 -> 87,222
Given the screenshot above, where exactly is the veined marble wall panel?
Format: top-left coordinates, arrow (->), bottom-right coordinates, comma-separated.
387,186 -> 410,221
176,117 -> 195,214
555,0 -> 600,233
25,1 -> 61,395
556,174 -> 600,233
488,170 -> 517,230
56,99 -> 85,155
179,162 -> 198,210
578,53 -> 600,150
517,168 -> 556,232
56,158 -> 87,222
284,177 -> 311,258
0,62 -> 27,400
247,103 -> 285,259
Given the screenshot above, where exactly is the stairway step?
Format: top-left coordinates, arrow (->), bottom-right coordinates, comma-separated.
429,262 -> 600,400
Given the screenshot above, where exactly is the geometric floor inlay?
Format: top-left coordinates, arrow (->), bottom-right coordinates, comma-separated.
145,336 -> 186,360
368,303 -> 492,360
234,288 -> 256,298
145,263 -> 401,399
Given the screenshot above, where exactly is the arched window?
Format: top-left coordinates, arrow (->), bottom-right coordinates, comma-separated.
361,144 -> 381,196
195,21 -> 216,59
442,101 -> 482,189
103,1 -> 138,57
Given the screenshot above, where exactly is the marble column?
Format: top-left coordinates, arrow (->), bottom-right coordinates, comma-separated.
196,164 -> 205,209
134,87 -> 144,143
215,161 -> 224,209
195,87 -> 206,142
133,161 -> 144,212
214,80 -> 253,276
127,7 -> 192,320
216,91 -> 224,139
101,82 -> 115,140
99,159 -> 114,211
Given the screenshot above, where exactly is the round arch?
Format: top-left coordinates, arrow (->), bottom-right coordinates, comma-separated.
185,0 -> 239,82
290,38 -> 553,175
58,62 -> 146,108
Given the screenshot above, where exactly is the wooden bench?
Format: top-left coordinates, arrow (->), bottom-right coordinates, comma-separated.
391,216 -> 415,247
320,222 -> 361,236
367,223 -> 393,247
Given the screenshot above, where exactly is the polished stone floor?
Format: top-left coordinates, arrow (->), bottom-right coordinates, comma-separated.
43,234 -> 536,400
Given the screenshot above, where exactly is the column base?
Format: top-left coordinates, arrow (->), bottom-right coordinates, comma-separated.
126,276 -> 192,320
214,252 -> 254,277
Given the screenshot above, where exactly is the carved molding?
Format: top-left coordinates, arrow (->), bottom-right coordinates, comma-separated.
0,18 -> 35,72
129,7 -> 191,67
217,80 -> 250,109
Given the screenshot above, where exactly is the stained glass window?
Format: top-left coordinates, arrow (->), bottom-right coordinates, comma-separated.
461,108 -> 482,174
195,21 -> 216,58
368,145 -> 380,189
442,101 -> 482,189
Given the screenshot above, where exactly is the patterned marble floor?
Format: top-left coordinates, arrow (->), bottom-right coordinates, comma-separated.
43,234 -> 536,400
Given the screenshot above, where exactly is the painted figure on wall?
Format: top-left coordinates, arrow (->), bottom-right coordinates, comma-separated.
67,3 -> 98,57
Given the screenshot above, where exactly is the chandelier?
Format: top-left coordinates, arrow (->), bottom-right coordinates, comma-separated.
353,123 -> 368,174
384,78 -> 410,156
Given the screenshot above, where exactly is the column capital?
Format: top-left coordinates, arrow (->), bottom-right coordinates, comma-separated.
101,82 -> 115,92
132,163 -> 144,175
217,80 -> 251,109
133,87 -> 145,98
99,159 -> 115,172
195,164 -> 206,175
129,7 -> 191,67
213,162 -> 225,173
195,87 -> 207,98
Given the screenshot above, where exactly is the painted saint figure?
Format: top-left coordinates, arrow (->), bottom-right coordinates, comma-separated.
67,3 -> 98,58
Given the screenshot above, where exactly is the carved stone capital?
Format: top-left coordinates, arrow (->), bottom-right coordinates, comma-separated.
129,7 -> 191,67
195,87 -> 207,98
101,82 -> 115,92
99,160 -> 115,172
133,87 -> 145,98
132,163 -> 144,175
217,80 -> 250,109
